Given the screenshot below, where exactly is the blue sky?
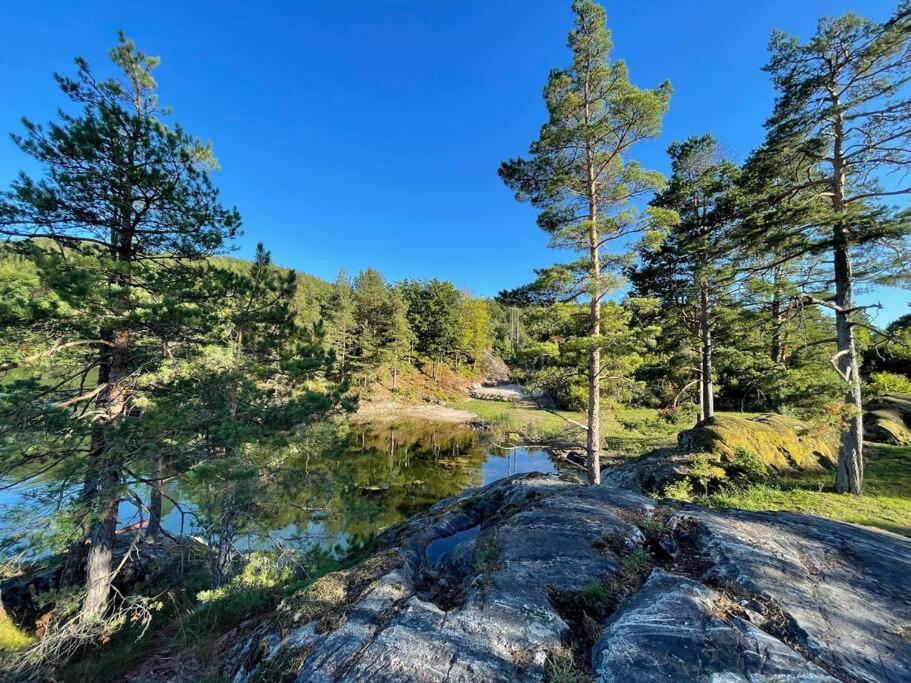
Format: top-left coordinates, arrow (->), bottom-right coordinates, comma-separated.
1,0 -> 907,324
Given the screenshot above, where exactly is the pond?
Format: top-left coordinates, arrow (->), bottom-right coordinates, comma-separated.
0,419 -> 559,559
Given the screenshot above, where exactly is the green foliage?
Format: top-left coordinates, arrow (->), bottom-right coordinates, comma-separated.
180,549 -> 339,644
474,533 -> 499,573
705,445 -> 911,537
662,477 -> 695,502
867,372 -> 911,399
578,581 -> 613,608
620,548 -> 652,587
0,614 -> 33,653
725,447 -> 769,484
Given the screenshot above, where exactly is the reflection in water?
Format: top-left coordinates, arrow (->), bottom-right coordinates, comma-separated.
0,419 -> 557,558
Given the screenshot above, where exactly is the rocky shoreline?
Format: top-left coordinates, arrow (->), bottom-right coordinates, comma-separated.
223,472 -> 911,682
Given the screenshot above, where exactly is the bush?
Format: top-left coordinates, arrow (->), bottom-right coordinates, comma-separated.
866,372 -> 911,399
662,478 -> 695,501
724,447 -> 769,484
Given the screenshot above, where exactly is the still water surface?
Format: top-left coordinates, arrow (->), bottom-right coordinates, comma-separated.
0,419 -> 557,557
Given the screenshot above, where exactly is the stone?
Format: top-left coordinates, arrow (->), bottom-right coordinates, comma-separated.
225,474 -> 911,683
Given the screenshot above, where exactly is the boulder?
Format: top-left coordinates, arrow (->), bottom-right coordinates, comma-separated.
225,474 -> 911,682
864,394 -> 911,445
480,352 -> 511,384
679,414 -> 836,472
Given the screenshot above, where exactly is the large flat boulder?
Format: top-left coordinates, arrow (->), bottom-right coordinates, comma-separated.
224,475 -> 911,683
679,414 -> 836,471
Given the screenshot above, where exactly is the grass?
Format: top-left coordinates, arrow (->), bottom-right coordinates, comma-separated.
450,399 -> 684,457
0,613 -> 33,653
704,445 -> 911,537
474,533 -> 499,573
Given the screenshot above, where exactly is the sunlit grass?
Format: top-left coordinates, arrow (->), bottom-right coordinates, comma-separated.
704,445 -> 911,537
0,614 -> 33,653
450,399 -> 754,457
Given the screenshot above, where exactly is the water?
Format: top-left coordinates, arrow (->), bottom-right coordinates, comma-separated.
0,419 -> 557,558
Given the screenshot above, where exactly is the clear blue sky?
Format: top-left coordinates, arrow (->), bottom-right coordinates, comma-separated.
1,0 -> 907,324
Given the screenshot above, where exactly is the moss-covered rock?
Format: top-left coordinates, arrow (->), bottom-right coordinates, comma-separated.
679,414 -> 836,472
864,394 -> 911,446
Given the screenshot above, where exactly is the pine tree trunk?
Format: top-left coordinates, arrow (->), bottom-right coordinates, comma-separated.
771,264 -> 785,365
586,175 -> 602,485
833,234 -> 864,494
81,328 -> 129,620
146,451 -> 164,540
831,104 -> 863,494
82,460 -> 121,619
699,282 -> 714,422
392,361 -> 398,391
212,485 -> 236,588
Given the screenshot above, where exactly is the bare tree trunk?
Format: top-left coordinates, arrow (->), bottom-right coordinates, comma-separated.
698,282 -> 714,422
392,360 -> 398,391
831,105 -> 863,494
586,174 -> 602,485
81,328 -> 129,620
146,451 -> 164,540
212,485 -> 237,588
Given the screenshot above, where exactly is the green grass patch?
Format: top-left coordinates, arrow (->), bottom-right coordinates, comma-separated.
704,445 -> 911,537
452,399 -> 763,460
451,400 -> 690,457
0,614 -> 33,653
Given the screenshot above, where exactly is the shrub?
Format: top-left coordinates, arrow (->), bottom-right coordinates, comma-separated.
662,478 -> 695,502
867,372 -> 911,399
725,447 -> 769,484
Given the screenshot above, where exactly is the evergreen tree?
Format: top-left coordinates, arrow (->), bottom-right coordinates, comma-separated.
634,134 -> 739,423
0,34 -> 240,618
401,279 -> 462,380
383,287 -> 415,391
323,269 -> 356,380
352,268 -> 389,385
748,4 -> 911,492
499,0 -> 671,483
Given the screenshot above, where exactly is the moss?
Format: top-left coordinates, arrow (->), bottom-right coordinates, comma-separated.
283,549 -> 401,633
682,414 -> 836,472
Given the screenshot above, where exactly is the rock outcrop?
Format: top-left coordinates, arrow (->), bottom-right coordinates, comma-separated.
679,414 -> 836,472
225,473 -> 911,682
864,394 -> 911,445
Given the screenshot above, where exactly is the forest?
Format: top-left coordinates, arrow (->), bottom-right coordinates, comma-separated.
1,1 -> 910,681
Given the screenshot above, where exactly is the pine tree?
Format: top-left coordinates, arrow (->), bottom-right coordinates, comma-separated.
635,134 -> 739,423
0,34 -> 240,618
352,268 -> 389,385
499,0 -> 671,483
401,279 -> 462,380
323,269 -> 356,380
384,287 -> 415,391
750,4 -> 911,492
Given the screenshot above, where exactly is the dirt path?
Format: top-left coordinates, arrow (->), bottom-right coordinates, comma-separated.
353,400 -> 479,424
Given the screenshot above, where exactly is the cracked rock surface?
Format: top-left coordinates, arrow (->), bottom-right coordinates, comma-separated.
228,473 -> 911,682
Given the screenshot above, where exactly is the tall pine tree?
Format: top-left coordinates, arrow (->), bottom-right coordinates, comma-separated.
0,34 -> 239,618
499,0 -> 671,483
